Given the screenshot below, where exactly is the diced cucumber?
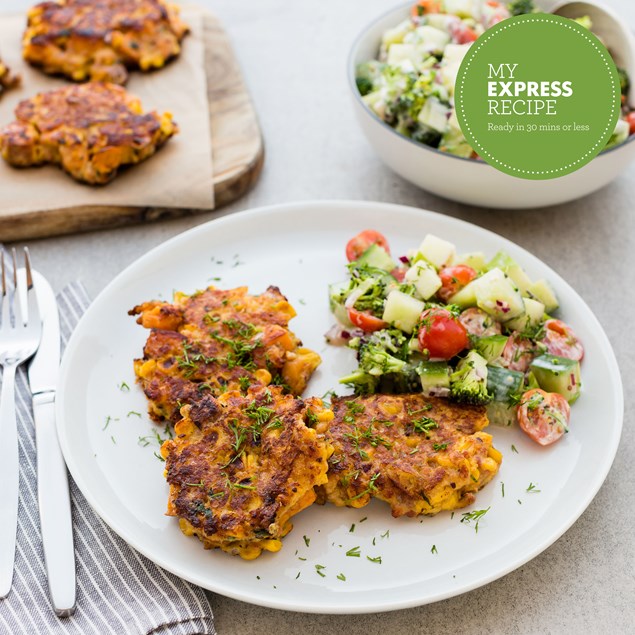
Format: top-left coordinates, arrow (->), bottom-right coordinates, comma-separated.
524,371 -> 540,390
417,361 -> 451,397
486,251 -> 532,294
444,0 -> 477,18
382,290 -> 425,334
453,251 -> 487,272
417,97 -> 450,134
525,279 -> 559,313
329,281 -> 353,327
381,19 -> 414,47
414,25 -> 451,52
474,335 -> 508,362
356,243 -> 396,272
387,43 -> 419,66
606,118 -> 629,149
530,354 -> 581,404
485,251 -> 514,271
486,365 -> 525,427
415,234 -> 456,270
404,261 -> 442,300
438,43 -> 471,95
504,297 -> 545,332
448,278 -> 478,308
474,268 -> 524,320
506,265 -> 532,295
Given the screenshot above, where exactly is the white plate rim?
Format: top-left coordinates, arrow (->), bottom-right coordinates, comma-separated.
56,200 -> 624,614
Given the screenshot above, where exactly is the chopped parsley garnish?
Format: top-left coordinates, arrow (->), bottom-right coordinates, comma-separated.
460,507 -> 490,533
303,535 -> 310,548
349,524 -> 355,533
315,564 -> 326,577
359,516 -> 367,523
380,530 -> 390,539
526,482 -> 541,493
431,545 -> 438,555
407,404 -> 433,415
511,444 -> 519,454
412,416 -> 439,434
127,411 -> 141,418
366,555 -> 382,564
433,443 -> 448,451
295,572 -> 301,580
118,381 -> 130,392
337,573 -> 346,581
501,482 -> 505,498
346,546 -> 361,557
185,480 -> 204,488
348,472 -> 381,501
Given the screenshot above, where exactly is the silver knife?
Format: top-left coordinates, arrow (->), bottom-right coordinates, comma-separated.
28,271 -> 76,617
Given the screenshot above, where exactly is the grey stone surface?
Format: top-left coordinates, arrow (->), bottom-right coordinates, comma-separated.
2,1 -> 634,632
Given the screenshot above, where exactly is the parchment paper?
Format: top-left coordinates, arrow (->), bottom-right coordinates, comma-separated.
0,4 -> 214,217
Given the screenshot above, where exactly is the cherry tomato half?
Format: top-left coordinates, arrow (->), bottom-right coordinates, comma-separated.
391,267 -> 407,282
345,230 -> 390,262
518,389 -> 570,446
542,319 -> 584,361
450,21 -> 478,44
626,112 -> 635,135
347,308 -> 387,333
437,264 -> 478,303
500,333 -> 536,372
418,308 -> 469,360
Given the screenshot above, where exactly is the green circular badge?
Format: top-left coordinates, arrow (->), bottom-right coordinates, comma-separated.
455,14 -> 621,180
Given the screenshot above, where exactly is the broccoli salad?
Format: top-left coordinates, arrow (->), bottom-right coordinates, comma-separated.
356,0 -> 635,158
327,229 -> 584,447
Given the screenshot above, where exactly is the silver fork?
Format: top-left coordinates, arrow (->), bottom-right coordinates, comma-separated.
0,248 -> 42,599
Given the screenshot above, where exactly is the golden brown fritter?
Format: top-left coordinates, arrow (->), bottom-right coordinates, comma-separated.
161,386 -> 333,559
23,0 -> 189,84
0,59 -> 20,97
315,394 -> 502,517
130,286 -> 322,424
0,82 -> 177,184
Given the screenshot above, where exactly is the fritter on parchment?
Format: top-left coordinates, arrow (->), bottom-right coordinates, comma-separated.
23,0 -> 189,84
0,82 -> 177,184
316,394 -> 502,517
130,286 -> 322,424
0,59 -> 20,97
161,386 -> 333,559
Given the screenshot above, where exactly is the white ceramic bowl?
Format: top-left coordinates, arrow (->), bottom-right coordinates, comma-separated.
348,1 -> 635,208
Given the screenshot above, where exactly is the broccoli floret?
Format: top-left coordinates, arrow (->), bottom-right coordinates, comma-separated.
449,351 -> 492,406
410,124 -> 442,148
507,0 -> 536,16
618,67 -> 630,97
359,343 -> 406,376
356,76 -> 374,96
355,61 -> 384,96
339,369 -> 379,395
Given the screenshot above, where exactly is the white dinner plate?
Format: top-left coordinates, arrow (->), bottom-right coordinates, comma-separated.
57,201 -> 623,614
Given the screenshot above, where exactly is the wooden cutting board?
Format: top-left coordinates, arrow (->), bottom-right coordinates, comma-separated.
0,11 -> 264,242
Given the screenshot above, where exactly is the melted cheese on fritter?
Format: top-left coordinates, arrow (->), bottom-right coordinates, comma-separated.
0,82 -> 177,184
316,394 -> 502,517
130,286 -> 321,424
23,0 -> 189,84
161,386 -> 333,559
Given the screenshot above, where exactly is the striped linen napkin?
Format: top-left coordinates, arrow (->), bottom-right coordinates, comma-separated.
0,281 -> 216,635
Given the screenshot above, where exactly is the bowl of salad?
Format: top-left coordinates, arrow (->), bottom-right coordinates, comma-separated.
349,0 -> 635,208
